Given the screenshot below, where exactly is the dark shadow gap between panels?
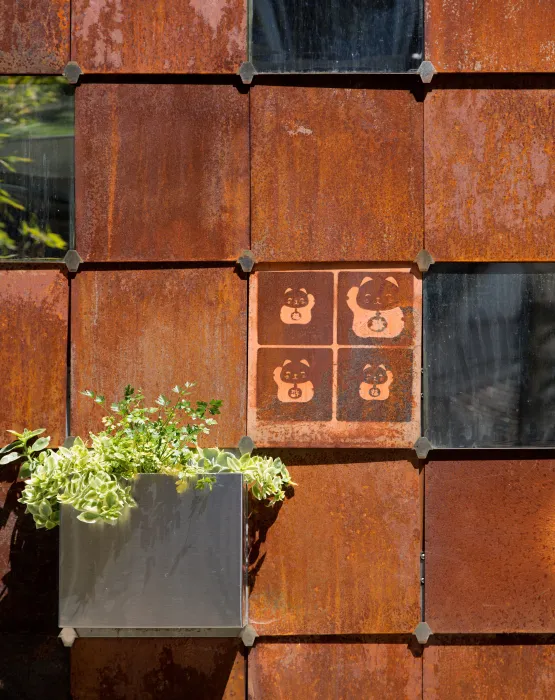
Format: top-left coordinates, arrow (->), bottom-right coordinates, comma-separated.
429,74 -> 555,90
75,261 -> 240,273
427,634 -> 555,647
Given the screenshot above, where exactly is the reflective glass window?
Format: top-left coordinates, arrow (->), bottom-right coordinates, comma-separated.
424,264 -> 555,448
251,0 -> 423,73
0,77 -> 74,260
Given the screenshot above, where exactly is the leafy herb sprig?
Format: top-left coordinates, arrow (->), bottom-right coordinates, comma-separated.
1,384 -> 293,528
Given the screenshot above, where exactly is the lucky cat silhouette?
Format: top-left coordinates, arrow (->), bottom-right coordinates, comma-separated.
273,358 -> 315,403
359,363 -> 393,401
346,275 -> 405,339
280,287 -> 315,325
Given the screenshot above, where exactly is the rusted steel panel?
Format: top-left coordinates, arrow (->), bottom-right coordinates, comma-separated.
71,0 -> 247,74
425,90 -> 555,261
249,642 -> 422,699
0,270 -> 67,447
424,644 -> 555,699
72,638 -> 244,699
251,86 -> 423,262
0,0 -> 69,73
0,462 -> 59,634
248,455 -> 421,634
70,269 -> 246,446
426,459 -> 555,632
76,84 -> 249,262
248,267 -> 422,447
426,0 -> 555,72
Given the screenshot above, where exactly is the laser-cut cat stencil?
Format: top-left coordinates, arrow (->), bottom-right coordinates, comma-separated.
359,363 -> 393,401
280,287 -> 315,325
346,275 -> 405,338
273,358 -> 315,403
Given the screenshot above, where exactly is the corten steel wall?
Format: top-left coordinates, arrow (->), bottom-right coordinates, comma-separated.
0,2 -> 554,699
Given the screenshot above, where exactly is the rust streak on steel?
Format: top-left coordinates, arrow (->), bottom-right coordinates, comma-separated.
70,269 -> 247,447
425,89 -> 555,261
248,454 -> 421,635
249,642 -> 422,699
71,638 -> 245,699
71,0 -> 247,73
424,644 -> 555,698
426,0 -> 555,72
0,270 -> 68,447
75,84 -> 249,262
425,459 -> 555,633
251,86 -> 424,262
0,0 -> 69,73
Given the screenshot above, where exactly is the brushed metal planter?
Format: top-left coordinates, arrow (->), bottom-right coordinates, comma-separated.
59,473 -> 247,637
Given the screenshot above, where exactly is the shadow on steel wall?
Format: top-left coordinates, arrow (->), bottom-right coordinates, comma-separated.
0,462 -> 70,699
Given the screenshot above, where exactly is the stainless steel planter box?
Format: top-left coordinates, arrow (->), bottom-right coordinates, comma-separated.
59,473 -> 246,634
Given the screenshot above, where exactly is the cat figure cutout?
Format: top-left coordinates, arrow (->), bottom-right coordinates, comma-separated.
346,275 -> 405,339
273,358 -> 315,403
280,287 -> 315,325
359,363 -> 393,401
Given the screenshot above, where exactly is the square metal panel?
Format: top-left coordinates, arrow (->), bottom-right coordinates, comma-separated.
0,270 -> 67,446
424,264 -> 555,448
426,0 -> 555,72
71,0 -> 247,73
71,638 -> 245,699
249,642 -> 422,698
248,267 -> 422,447
0,0 -> 69,73
60,474 -> 245,630
248,456 -> 421,634
425,458 -> 555,633
251,86 -> 423,262
251,0 -> 423,73
425,90 -> 555,261
70,269 -> 246,447
75,84 -> 249,262
424,644 -> 555,698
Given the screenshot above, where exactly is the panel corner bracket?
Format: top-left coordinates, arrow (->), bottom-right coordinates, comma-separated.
237,250 -> 256,273
238,436 -> 255,455
417,61 -> 437,84
63,249 -> 83,273
63,62 -> 83,85
240,624 -> 258,648
414,436 -> 432,459
413,621 -> 433,645
415,249 -> 435,273
238,62 -> 257,85
59,627 -> 78,648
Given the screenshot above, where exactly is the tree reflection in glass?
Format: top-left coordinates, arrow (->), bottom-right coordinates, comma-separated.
0,77 -> 73,260
424,264 -> 555,448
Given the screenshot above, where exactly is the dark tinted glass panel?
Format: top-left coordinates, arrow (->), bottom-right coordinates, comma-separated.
251,0 -> 423,73
424,264 -> 555,448
0,77 -> 73,260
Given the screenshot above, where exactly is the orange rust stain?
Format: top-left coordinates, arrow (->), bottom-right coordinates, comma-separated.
0,270 -> 68,447
0,0 -> 69,73
248,456 -> 421,635
425,89 -> 555,261
426,0 -> 555,72
71,0 -> 246,73
75,83 -> 249,262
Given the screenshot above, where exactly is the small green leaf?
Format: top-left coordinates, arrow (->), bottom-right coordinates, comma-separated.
77,512 -> 99,523
39,501 -> 52,517
30,436 -> 50,452
0,451 -> 20,465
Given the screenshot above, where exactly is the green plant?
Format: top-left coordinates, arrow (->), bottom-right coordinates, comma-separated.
0,384 -> 293,528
